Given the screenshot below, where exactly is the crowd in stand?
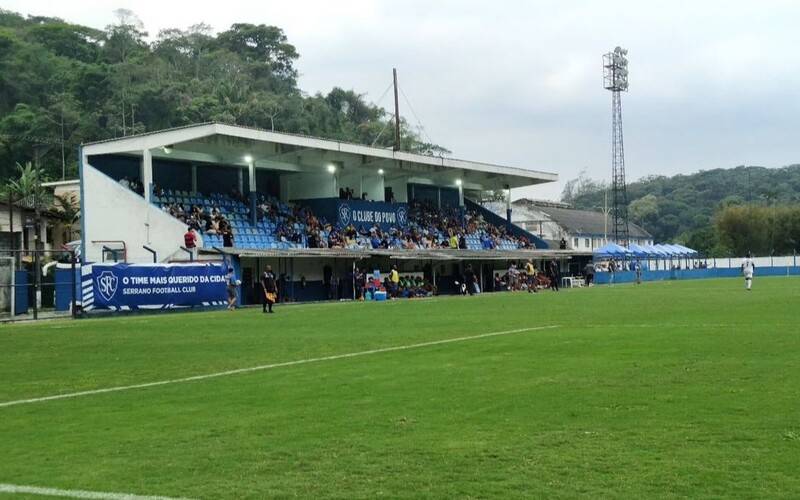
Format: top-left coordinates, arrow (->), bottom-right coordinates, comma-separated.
160,199 -> 236,247
155,186 -> 534,251
296,200 -> 534,251
118,177 -> 145,195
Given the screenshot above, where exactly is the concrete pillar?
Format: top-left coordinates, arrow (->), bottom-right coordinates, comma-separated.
191,164 -> 197,193
248,161 -> 257,226
237,168 -> 244,194
141,149 -> 153,203
457,183 -> 464,207
505,185 -> 512,225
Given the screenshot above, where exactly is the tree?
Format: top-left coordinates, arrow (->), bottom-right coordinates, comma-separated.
53,192 -> 80,241
5,162 -> 49,209
0,8 -> 446,183
560,169 -> 607,206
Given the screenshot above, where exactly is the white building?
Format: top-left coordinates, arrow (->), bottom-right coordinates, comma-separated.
506,199 -> 653,251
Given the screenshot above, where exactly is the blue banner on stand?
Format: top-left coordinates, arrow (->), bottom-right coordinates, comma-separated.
337,200 -> 408,231
82,262 -> 228,311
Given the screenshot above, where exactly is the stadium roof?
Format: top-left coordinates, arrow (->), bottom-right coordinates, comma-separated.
81,122 -> 557,190
512,201 -> 652,238
204,246 -> 589,260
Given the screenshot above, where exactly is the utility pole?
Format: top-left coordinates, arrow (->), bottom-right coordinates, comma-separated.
594,190 -> 612,245
32,148 -> 41,320
393,68 -> 401,151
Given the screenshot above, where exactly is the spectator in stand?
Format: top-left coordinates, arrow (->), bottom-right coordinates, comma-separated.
222,227 -> 234,248
458,233 -> 467,250
183,226 -> 197,259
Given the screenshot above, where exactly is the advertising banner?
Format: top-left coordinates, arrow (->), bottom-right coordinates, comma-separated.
336,200 -> 408,231
82,262 -> 228,311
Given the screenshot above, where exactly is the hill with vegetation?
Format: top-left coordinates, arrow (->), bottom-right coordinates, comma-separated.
0,8 -> 446,182
561,165 -> 800,256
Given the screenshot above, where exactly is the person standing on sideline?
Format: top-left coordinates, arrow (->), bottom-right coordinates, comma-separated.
584,262 -> 595,286
183,226 -> 197,260
226,267 -> 238,310
261,265 -> 277,313
548,258 -> 560,292
741,253 -> 755,291
464,264 -> 477,295
525,259 -> 538,293
389,265 -> 400,298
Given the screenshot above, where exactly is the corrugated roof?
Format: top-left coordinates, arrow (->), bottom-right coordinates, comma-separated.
530,205 -> 651,238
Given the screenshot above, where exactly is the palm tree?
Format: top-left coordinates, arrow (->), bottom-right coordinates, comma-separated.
6,162 -> 50,210
53,192 -> 81,242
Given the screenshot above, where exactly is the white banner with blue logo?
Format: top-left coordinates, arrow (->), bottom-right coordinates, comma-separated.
82,262 -> 228,311
337,200 -> 408,231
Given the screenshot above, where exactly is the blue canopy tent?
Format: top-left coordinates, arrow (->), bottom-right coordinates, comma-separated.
593,242 -> 632,259
672,244 -> 699,256
626,243 -> 651,258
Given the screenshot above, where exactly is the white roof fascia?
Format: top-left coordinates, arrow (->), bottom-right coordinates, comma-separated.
82,123 -> 218,156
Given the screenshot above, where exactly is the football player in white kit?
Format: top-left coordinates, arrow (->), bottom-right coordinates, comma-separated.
741,253 -> 755,291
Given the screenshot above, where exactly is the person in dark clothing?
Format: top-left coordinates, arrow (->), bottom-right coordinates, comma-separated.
261,265 -> 277,313
548,259 -> 560,292
222,227 -> 234,247
356,268 -> 366,300
323,265 -> 333,299
464,264 -> 477,295
584,262 -> 595,286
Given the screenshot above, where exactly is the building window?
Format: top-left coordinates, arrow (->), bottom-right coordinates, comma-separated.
584,238 -> 590,248
573,237 -> 579,248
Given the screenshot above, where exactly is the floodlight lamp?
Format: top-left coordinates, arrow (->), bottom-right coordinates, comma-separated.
243,154 -> 253,163
162,145 -> 173,154
455,179 -> 463,186
327,164 -> 337,173
378,168 -> 385,175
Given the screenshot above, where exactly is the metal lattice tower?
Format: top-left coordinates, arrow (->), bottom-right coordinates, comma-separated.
603,47 -> 630,246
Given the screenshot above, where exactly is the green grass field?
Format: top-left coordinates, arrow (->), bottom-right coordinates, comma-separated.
1,278 -> 799,499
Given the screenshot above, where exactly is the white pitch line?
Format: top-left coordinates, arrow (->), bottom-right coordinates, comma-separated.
0,325 -> 559,409
0,483 -> 194,499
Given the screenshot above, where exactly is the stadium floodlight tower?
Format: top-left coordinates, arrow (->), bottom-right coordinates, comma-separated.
603,46 -> 631,246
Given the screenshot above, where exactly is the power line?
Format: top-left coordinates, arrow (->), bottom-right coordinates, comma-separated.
398,86 -> 439,153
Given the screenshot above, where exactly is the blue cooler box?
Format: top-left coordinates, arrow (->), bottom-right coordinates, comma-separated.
373,291 -> 387,301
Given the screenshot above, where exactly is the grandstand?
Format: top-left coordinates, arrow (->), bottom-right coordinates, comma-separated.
79,122 -> 577,304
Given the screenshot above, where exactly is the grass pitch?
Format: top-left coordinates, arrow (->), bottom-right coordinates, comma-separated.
1,278 -> 799,499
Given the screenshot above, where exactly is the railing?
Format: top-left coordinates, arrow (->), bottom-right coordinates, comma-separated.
91,240 -> 127,262
143,245 -> 157,263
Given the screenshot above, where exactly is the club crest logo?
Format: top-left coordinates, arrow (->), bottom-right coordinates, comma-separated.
338,203 -> 352,226
96,270 -> 119,301
396,206 -> 408,226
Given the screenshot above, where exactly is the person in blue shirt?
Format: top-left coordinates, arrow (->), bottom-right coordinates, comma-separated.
226,267 -> 238,310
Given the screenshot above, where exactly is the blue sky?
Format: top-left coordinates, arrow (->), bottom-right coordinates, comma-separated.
6,0 -> 800,200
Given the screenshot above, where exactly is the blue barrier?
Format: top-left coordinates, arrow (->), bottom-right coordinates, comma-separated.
54,267 -> 80,311
594,266 -> 800,284
14,270 -> 27,315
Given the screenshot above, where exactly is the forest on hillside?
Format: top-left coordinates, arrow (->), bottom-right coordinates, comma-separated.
561,165 -> 800,256
0,8 -> 445,182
